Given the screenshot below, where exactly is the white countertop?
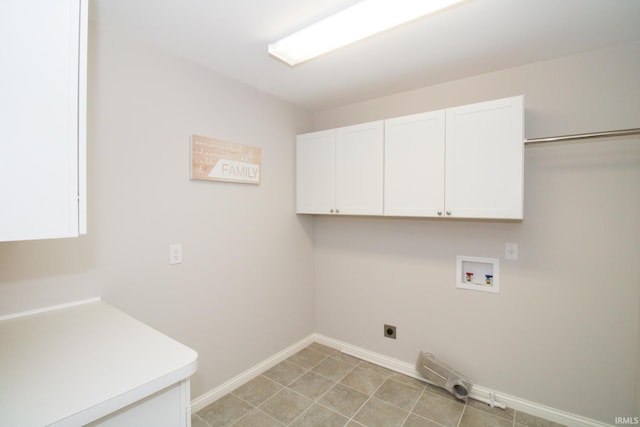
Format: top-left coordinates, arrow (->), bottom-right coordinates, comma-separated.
0,299 -> 198,427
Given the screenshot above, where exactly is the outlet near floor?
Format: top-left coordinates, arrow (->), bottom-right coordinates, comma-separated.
384,324 -> 396,339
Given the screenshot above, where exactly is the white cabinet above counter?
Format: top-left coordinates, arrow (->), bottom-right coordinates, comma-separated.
296,96 -> 524,220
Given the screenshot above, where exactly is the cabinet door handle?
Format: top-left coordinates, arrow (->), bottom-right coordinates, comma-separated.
446,211 -> 452,216
330,209 -> 334,213
437,211 -> 442,216
336,209 -> 340,214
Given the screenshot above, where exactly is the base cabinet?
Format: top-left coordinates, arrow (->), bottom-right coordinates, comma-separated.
88,380 -> 191,427
0,301 -> 197,427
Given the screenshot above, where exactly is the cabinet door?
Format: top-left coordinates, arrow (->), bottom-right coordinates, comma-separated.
0,0 -> 87,241
88,380 -> 191,427
335,121 -> 384,215
384,111 -> 446,217
296,130 -> 336,214
445,96 -> 524,219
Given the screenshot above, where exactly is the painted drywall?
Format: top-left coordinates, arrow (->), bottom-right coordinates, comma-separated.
313,41 -> 640,423
0,22 -> 316,398
637,290 -> 640,414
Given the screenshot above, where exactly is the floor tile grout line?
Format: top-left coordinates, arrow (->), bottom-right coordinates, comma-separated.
229,406 -> 284,427
287,362 -> 364,426
279,382 -> 323,425
282,355 -> 374,425
264,347 -> 359,426
199,343 -> 550,427
456,403 -> 466,427
231,348 -> 359,426
370,380 -> 429,416
344,366 -> 398,426
284,386 -> 350,426
225,389 -> 272,427
284,355 -> 439,426
280,353 -> 338,426
309,356 -> 360,385
400,385 -> 427,426
204,353 -> 422,427
286,354 -> 359,425
192,412 -> 210,427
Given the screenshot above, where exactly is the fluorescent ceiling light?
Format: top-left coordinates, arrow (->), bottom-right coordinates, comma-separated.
268,0 -> 468,66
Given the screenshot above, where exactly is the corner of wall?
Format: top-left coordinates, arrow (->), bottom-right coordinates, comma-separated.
635,283 -> 640,416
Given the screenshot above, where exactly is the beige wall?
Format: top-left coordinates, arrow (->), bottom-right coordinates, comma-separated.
637,290 -> 640,413
0,23 -> 316,398
314,41 -> 640,422
1,17 -> 638,423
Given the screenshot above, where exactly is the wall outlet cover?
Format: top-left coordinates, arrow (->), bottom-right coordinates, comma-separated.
505,243 -> 519,261
384,324 -> 396,339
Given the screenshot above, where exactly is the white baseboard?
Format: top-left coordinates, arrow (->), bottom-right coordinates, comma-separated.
190,334 -> 316,413
313,335 -> 611,427
191,333 -> 610,427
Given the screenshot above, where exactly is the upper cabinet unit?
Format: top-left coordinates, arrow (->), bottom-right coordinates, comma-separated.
296,129 -> 336,214
0,0 -> 88,241
296,96 -> 524,220
384,110 -> 446,217
297,121 -> 384,215
384,96 -> 524,219
444,96 -> 524,219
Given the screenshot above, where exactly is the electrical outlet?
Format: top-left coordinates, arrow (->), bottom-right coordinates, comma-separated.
384,324 -> 396,339
169,244 -> 183,265
505,243 -> 518,261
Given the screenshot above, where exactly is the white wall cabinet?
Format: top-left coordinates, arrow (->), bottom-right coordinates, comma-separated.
297,96 -> 523,220
384,110 -> 446,216
444,96 -> 524,219
296,130 -> 336,214
297,121 -> 384,215
384,96 -> 524,219
0,0 -> 88,241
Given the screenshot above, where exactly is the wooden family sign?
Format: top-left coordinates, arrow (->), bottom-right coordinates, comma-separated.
190,134 -> 261,184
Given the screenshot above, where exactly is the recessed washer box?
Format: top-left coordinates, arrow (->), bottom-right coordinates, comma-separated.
456,256 -> 499,293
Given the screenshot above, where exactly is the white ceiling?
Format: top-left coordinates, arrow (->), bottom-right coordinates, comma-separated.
90,0 -> 640,111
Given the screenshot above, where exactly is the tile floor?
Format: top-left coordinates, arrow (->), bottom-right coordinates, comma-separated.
192,342 -> 565,427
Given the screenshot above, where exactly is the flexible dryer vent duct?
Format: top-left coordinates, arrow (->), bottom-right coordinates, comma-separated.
415,352 -> 473,401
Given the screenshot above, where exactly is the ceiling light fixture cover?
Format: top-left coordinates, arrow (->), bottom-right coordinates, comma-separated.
268,0 -> 467,66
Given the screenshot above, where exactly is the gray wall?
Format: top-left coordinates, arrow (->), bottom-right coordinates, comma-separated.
313,41 -> 640,422
0,17 -> 638,424
0,23 -> 316,398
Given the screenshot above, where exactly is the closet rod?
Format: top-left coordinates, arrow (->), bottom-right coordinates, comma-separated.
524,128 -> 640,146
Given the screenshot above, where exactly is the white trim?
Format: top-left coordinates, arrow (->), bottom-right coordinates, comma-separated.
313,334 -> 612,427
0,297 -> 101,321
190,334 -> 316,413
191,333 -> 612,427
77,0 -> 88,235
465,385 -> 614,427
